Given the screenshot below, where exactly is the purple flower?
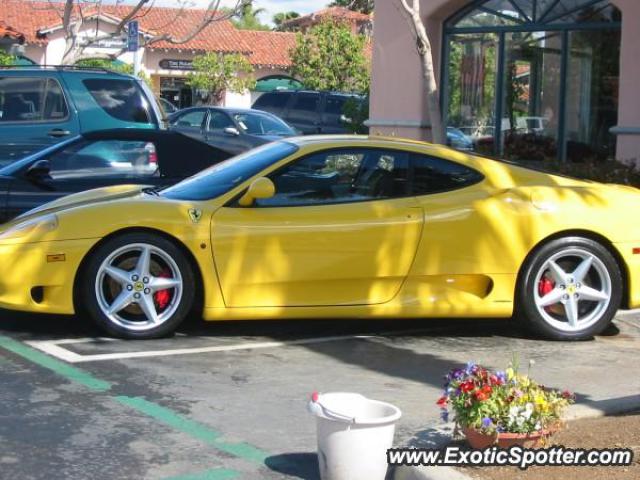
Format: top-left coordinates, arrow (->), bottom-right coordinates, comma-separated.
496,371 -> 507,383
497,426 -> 505,433
465,362 -> 477,375
482,417 -> 492,428
440,410 -> 449,422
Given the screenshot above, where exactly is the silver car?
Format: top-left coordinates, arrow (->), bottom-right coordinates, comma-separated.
168,107 -> 297,155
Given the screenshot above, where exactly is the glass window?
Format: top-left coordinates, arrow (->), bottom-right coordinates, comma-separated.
161,141 -> 298,201
208,111 -> 234,130
232,112 -> 293,136
502,31 -> 562,161
257,148 -> 409,207
411,154 -> 484,195
446,33 -> 499,156
48,140 -> 159,180
325,96 -> 347,116
83,79 -> 151,124
172,110 -> 206,128
445,0 -> 620,162
253,92 -> 292,115
564,28 -> 620,162
0,77 -> 68,123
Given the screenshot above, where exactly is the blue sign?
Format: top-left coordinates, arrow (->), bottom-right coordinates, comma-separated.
127,21 -> 139,52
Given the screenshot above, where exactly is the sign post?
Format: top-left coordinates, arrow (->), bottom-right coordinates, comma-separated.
127,20 -> 140,76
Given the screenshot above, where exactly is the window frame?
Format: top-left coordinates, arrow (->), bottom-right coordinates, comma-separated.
0,76 -> 71,125
230,147 -> 484,209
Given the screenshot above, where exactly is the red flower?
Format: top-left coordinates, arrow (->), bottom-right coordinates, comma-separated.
436,396 -> 448,408
460,382 -> 475,393
475,391 -> 489,401
489,375 -> 502,386
481,385 -> 492,395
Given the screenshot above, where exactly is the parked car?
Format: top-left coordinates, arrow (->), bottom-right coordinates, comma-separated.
1,137 -> 638,340
252,90 -> 366,135
0,129 -> 232,223
169,107 -> 297,155
446,127 -> 474,151
0,66 -> 164,166
159,97 -> 179,115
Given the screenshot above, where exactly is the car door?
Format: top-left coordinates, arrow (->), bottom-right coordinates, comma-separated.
168,109 -> 208,141
5,139 -> 163,219
321,95 -> 350,134
0,75 -> 79,167
284,93 -> 322,134
204,110 -> 249,154
211,147 -> 423,308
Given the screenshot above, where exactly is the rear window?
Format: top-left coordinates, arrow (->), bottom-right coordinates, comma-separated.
0,77 -> 68,123
83,78 -> 152,124
253,92 -> 292,115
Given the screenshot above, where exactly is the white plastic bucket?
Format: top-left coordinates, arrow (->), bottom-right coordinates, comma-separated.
308,392 -> 402,480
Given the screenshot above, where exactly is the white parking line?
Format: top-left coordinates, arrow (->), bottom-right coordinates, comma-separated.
26,334 -> 376,363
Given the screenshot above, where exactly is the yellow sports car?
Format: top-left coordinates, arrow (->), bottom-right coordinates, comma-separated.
1,136 -> 639,340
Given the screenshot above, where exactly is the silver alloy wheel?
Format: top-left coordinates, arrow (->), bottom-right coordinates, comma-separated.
533,248 -> 612,333
95,243 -> 183,332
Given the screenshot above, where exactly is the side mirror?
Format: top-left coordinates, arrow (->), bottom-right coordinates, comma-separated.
224,127 -> 241,136
238,177 -> 275,207
25,159 -> 51,180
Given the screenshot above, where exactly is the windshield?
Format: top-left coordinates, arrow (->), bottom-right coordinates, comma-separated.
160,141 -> 298,201
233,112 -> 294,136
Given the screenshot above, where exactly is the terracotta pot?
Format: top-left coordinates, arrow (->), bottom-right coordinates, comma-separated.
462,427 -> 555,449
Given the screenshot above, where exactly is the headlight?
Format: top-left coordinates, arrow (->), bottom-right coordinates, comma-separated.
0,215 -> 59,241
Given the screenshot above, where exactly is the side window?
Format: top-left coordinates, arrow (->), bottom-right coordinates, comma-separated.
324,96 -> 347,126
254,92 -> 291,115
48,140 -> 159,180
256,148 -> 409,207
208,112 -> 234,131
172,110 -> 206,128
0,77 -> 68,123
288,93 -> 320,122
410,154 -> 484,195
83,79 -> 151,124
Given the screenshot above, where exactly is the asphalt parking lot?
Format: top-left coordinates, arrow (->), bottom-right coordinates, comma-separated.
1,310 -> 639,480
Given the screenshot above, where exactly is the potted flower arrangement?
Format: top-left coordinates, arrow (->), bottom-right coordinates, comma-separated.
437,359 -> 575,449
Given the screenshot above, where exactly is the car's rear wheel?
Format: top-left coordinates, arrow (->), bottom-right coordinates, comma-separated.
81,233 -> 195,339
518,237 -> 622,340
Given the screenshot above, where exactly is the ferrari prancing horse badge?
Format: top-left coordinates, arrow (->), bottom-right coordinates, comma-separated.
188,208 -> 202,224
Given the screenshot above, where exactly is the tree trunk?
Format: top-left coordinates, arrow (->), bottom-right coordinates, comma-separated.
399,1 -> 446,145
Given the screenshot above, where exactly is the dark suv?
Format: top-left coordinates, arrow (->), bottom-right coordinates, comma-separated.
252,90 -> 366,135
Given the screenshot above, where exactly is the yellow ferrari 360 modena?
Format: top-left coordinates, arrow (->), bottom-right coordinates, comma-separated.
1,136 -> 639,340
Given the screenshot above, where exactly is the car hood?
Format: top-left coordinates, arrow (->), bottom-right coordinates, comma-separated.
14,184 -> 150,224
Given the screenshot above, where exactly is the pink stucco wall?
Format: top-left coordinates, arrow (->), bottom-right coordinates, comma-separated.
371,0 -> 640,164
611,0 -> 640,163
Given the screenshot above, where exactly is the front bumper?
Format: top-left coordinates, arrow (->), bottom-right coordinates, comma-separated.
614,242 -> 640,309
0,238 -> 98,314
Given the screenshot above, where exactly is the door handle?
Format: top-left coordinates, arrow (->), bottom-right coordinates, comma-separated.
48,129 -> 71,138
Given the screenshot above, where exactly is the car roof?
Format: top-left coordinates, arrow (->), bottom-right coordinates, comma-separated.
260,90 -> 363,97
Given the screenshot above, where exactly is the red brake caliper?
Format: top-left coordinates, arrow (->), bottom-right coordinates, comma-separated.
154,269 -> 172,310
538,276 -> 555,311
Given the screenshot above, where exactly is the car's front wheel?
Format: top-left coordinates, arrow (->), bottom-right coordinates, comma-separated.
518,237 -> 622,340
81,233 -> 195,339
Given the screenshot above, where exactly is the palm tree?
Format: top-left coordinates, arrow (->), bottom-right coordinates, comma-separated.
273,11 -> 300,30
233,1 -> 270,31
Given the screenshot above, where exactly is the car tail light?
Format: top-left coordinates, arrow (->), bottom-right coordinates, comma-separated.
145,142 -> 158,165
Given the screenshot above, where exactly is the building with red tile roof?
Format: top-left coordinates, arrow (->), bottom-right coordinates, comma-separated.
279,6 -> 373,36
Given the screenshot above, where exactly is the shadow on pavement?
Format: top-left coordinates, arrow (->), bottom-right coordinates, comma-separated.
265,453 -> 320,480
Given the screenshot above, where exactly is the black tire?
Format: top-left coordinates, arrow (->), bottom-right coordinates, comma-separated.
517,236 -> 622,341
80,232 -> 195,339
